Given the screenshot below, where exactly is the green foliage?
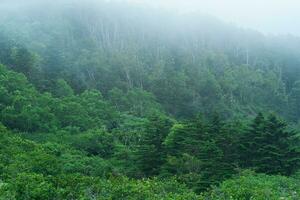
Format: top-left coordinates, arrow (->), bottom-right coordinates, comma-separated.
136,114 -> 173,177
71,129 -> 115,158
0,174 -> 200,200
0,65 -> 119,132
2,2 -> 300,198
0,173 -> 56,200
240,113 -> 300,175
0,2 -> 297,119
10,47 -> 36,76
52,79 -> 74,98
163,114 -> 239,192
203,171 -> 300,200
0,124 -> 199,199
108,88 -> 162,117
289,80 -> 300,121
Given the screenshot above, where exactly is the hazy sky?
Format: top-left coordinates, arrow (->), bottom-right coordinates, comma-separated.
125,0 -> 300,36
1,0 -> 299,36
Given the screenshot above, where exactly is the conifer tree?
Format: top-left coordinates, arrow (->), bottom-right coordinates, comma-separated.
240,113 -> 300,175
136,114 -> 173,177
240,112 -> 266,169
257,114 -> 300,175
164,115 -> 234,191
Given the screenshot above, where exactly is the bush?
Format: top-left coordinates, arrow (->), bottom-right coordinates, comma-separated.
203,171 -> 300,200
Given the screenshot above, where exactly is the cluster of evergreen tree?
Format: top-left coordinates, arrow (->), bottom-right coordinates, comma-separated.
1,62 -> 300,198
1,0 -> 300,199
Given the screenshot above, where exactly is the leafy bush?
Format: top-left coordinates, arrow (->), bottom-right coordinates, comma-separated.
203,171 -> 300,200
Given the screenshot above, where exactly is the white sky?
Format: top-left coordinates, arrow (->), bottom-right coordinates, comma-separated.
125,0 -> 300,36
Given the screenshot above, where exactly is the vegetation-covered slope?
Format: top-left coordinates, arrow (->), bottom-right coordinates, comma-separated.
1,0 -> 300,199
1,1 -> 300,120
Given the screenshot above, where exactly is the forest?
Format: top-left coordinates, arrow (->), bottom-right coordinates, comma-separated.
1,0 -> 300,199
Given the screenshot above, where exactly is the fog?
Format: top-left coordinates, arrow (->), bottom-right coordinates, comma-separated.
1,0 -> 300,36
123,0 -> 300,36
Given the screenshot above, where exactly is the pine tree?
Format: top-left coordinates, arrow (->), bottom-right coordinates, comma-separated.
207,113 -> 239,181
164,115 -> 235,191
240,112 -> 265,169
136,114 -> 173,177
257,114 -> 300,175
240,113 -> 300,175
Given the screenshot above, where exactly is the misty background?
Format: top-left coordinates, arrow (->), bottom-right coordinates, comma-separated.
1,0 -> 300,36
126,0 -> 300,36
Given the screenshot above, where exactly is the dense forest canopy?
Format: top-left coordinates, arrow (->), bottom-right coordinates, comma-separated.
1,0 -> 300,199
1,0 -> 300,120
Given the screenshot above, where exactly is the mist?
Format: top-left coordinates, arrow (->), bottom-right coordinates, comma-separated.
122,0 -> 300,36
1,0 -> 300,36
